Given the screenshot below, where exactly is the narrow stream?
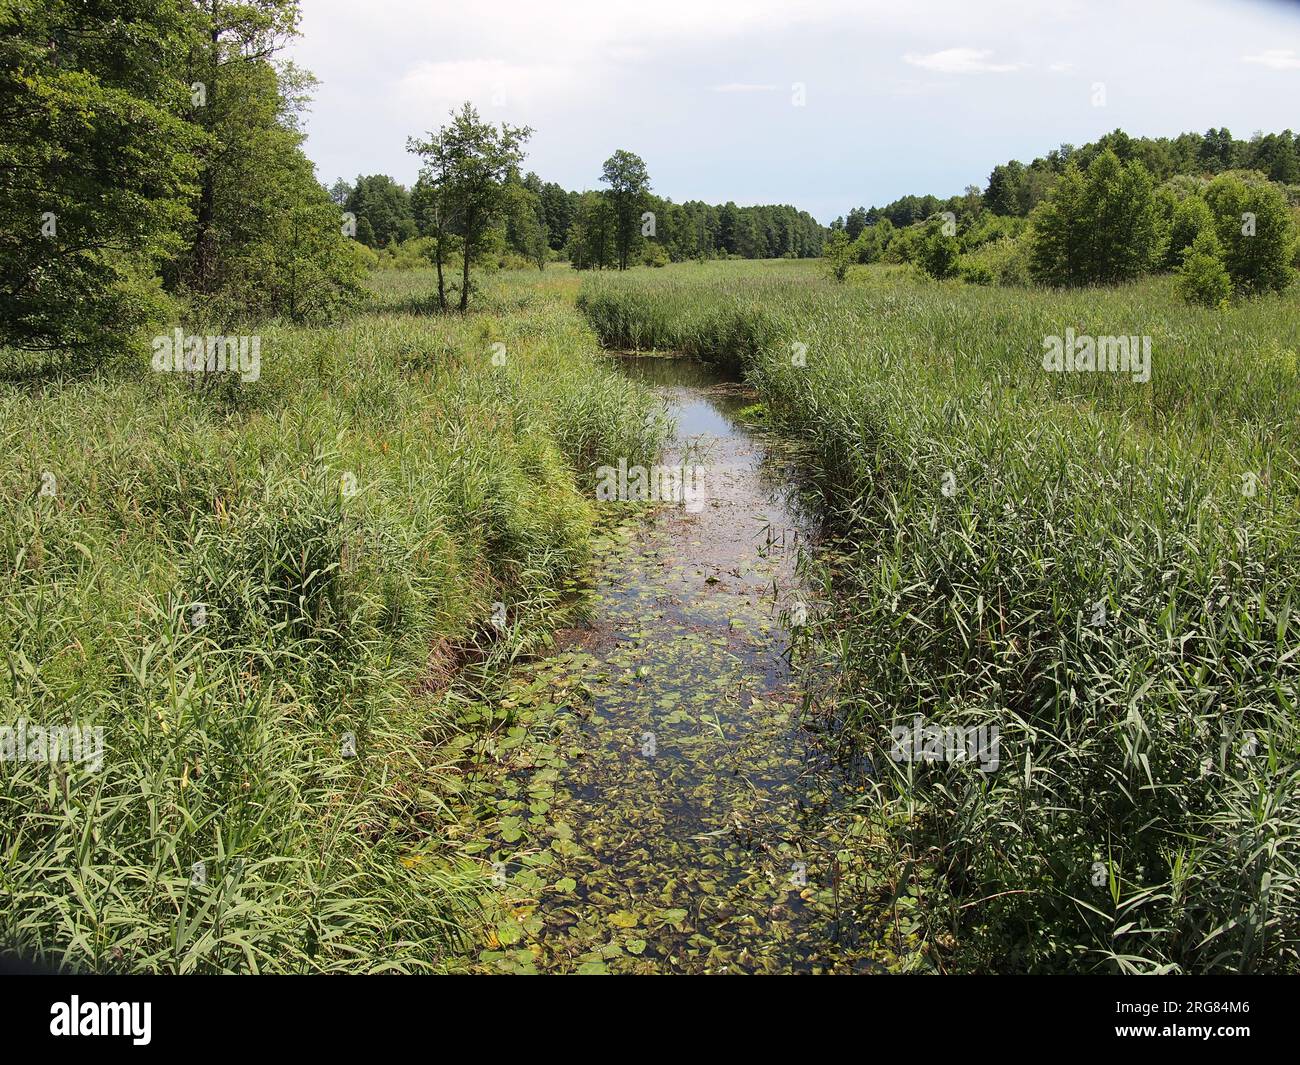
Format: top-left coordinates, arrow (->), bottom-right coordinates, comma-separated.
475,357 -> 912,974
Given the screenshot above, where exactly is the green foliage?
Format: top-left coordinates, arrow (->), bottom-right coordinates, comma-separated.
823,229 -> 854,282
917,217 -> 961,280
175,1 -> 298,290
838,128 -> 1300,294
344,175 -> 416,248
552,155 -> 824,269
565,193 -> 822,267
599,149 -> 651,271
200,146 -> 369,325
1176,229 -> 1233,306
1028,151 -> 1162,286
882,225 -> 923,265
1164,193 -> 1215,269
1204,173 -> 1297,296
959,211 -> 1026,252
959,235 -> 1032,286
0,0 -> 202,364
642,242 -> 670,267
538,180 -> 576,251
406,102 -> 532,311
565,191 -> 617,270
851,218 -> 893,263
504,179 -> 548,270
974,127 -> 1300,221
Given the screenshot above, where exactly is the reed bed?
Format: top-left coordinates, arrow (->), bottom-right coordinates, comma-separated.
0,269 -> 664,972
579,260 -> 1300,973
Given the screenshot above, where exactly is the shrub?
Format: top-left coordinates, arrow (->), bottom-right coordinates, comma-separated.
823,230 -> 853,282
960,235 -> 1032,286
1164,194 -> 1215,270
1205,173 -> 1297,296
882,226 -> 923,265
917,219 -> 961,280
1176,229 -> 1233,306
1028,151 -> 1162,286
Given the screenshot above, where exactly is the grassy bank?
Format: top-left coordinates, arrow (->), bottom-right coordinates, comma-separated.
0,269 -> 664,972
578,259 -> 1300,973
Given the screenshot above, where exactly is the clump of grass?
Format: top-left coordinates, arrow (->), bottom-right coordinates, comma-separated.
577,268 -> 792,372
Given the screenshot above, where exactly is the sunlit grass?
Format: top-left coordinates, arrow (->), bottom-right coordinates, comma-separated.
577,259 -> 1300,973
0,268 -> 665,972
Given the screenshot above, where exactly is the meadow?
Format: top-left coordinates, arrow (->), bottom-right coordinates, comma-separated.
7,0 -> 1300,991
3,257 -> 1297,974
579,258 -> 1300,972
0,270 -> 663,972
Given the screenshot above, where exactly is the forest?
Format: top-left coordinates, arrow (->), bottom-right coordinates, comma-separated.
335,168 -> 827,269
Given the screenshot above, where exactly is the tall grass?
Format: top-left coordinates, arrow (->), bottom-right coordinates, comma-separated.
578,260 -> 1300,973
0,269 -> 664,972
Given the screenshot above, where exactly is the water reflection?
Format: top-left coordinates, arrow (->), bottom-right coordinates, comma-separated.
612,354 -> 751,438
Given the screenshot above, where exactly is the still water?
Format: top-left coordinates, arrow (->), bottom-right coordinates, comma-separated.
475,356 -> 912,973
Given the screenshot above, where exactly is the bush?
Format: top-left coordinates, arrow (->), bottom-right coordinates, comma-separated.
959,235 -> 1032,286
1176,229 -> 1233,306
1164,194 -> 1215,270
642,242 -> 670,267
959,211 -> 1026,253
1028,151 -> 1162,286
852,219 -> 895,263
1205,173 -> 1297,296
883,226 -> 923,265
823,230 -> 853,282
917,219 -> 961,280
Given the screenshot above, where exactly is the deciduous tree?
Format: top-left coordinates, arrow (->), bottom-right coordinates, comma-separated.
599,150 -> 651,270
408,102 -> 532,311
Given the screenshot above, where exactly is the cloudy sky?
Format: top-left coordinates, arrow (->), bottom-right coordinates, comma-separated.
287,0 -> 1300,223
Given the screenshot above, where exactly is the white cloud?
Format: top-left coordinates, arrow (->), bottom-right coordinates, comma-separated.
288,0 -> 1300,216
1242,48 -> 1300,70
903,47 -> 1024,74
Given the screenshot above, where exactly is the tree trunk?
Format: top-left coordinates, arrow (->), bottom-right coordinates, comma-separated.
433,203 -> 447,311
460,210 -> 473,312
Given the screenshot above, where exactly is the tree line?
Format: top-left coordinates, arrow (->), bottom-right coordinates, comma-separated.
334,150 -> 825,272
836,128 -> 1300,232
6,0 -> 1296,374
1,0 -> 821,370
824,127 -> 1299,302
